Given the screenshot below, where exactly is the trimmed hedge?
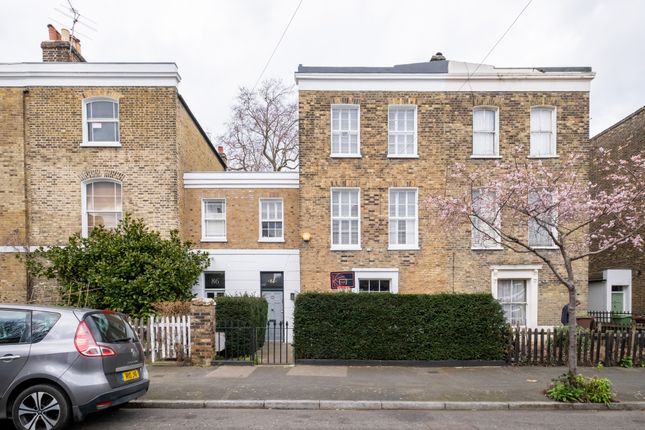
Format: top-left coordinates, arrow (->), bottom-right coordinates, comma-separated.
294,292 -> 508,361
216,296 -> 268,357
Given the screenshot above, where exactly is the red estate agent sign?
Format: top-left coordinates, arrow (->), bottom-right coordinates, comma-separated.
330,271 -> 355,290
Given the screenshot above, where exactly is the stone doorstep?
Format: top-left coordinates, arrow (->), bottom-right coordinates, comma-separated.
128,400 -> 645,411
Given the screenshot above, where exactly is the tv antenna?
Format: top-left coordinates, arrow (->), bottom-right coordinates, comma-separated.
49,0 -> 98,43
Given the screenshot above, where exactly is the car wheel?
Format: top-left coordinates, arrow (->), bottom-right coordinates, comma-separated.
11,384 -> 70,430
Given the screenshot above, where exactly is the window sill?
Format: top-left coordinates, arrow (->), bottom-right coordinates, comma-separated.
80,142 -> 121,148
387,155 -> 419,159
530,245 -> 559,250
258,238 -> 285,243
330,154 -> 362,158
331,246 -> 362,251
471,246 -> 504,251
201,238 -> 227,243
527,155 -> 559,159
388,246 -> 420,251
470,155 -> 501,159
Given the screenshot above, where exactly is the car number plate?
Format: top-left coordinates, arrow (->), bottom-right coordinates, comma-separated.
121,369 -> 140,382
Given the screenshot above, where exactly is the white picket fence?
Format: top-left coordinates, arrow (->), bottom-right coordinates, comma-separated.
130,315 -> 191,363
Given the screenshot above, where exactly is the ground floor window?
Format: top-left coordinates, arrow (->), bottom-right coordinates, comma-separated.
204,272 -> 225,298
497,279 -> 527,326
358,279 -> 391,293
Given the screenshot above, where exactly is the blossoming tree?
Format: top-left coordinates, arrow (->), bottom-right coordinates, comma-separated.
427,147 -> 645,376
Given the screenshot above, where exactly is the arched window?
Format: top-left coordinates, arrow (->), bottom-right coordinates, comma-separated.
82,97 -> 120,146
82,179 -> 122,237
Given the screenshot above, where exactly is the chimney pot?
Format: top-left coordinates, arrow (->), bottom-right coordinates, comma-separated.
60,28 -> 70,42
47,24 -> 61,41
430,52 -> 446,61
217,145 -> 225,154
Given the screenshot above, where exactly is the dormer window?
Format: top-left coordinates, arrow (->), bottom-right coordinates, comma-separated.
82,98 -> 120,147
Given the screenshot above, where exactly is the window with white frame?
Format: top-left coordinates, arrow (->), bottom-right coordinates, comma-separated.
530,107 -> 556,156
83,98 -> 120,146
472,188 -> 501,249
388,105 -> 417,156
202,199 -> 226,241
331,188 -> 360,249
389,188 -> 418,249
528,190 -> 556,248
259,198 -> 284,241
358,279 -> 390,293
472,107 -> 499,156
82,179 -> 122,237
331,105 -> 360,156
497,279 -> 527,326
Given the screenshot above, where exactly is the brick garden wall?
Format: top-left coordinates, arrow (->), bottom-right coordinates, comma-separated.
298,90 -> 591,325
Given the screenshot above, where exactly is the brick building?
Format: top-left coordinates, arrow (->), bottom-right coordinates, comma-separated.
295,57 -> 594,326
588,106 -> 645,316
0,25 -> 225,303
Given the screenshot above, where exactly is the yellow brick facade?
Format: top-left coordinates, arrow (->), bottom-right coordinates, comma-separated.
0,84 -> 224,302
298,90 -> 590,325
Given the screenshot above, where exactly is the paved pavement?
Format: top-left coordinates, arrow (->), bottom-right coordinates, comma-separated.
60,408 -> 645,430
143,364 -> 645,403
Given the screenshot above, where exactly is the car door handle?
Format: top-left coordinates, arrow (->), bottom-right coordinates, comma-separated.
1,354 -> 21,362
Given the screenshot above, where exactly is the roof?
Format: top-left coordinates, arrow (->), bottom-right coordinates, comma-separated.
296,61 -> 592,75
590,105 -> 645,140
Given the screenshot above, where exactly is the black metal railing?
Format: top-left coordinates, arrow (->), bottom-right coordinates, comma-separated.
214,320 -> 293,365
587,311 -> 634,325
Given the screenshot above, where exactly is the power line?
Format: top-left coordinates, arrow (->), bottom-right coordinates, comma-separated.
252,0 -> 304,91
458,0 -> 533,91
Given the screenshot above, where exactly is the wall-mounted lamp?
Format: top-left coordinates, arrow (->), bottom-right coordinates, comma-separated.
302,232 -> 311,242
290,292 -> 296,301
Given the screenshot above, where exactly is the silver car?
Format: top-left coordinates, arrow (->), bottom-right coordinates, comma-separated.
0,304 -> 149,430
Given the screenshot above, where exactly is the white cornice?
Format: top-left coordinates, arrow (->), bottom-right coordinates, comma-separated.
295,72 -> 595,92
0,62 -> 180,87
184,172 -> 299,189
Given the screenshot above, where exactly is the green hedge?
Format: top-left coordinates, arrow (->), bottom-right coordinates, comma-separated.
216,296 -> 268,357
294,292 -> 508,361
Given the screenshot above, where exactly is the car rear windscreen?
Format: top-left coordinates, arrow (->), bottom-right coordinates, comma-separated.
86,312 -> 136,343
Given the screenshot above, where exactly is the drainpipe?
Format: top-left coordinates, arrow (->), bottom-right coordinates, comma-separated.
22,88 -> 33,302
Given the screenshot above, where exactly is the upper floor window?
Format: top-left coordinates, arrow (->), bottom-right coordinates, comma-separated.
202,199 -> 226,242
471,188 -> 502,249
331,188 -> 360,250
530,107 -> 556,157
82,98 -> 120,146
388,188 -> 418,249
259,198 -> 284,242
82,179 -> 122,237
472,107 -> 499,157
528,190 -> 557,248
388,105 -> 417,157
331,105 -> 360,157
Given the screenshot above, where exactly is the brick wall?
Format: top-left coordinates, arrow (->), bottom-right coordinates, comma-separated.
590,107 -> 645,314
182,188 -> 300,249
298,90 -> 590,325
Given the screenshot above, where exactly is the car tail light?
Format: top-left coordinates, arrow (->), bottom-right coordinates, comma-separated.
74,320 -> 116,357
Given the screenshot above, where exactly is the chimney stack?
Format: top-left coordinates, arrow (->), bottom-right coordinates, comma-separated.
41,24 -> 85,62
430,52 -> 446,62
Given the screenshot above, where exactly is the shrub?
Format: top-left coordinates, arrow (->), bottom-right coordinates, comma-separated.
216,295 -> 268,357
26,215 -> 208,318
546,373 -> 614,404
294,292 -> 508,361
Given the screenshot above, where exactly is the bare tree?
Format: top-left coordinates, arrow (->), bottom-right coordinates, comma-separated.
218,79 -> 298,171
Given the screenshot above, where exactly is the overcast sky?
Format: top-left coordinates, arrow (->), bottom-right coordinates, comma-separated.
2,0 -> 643,137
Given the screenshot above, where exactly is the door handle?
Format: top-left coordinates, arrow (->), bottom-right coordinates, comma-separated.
1,354 -> 21,362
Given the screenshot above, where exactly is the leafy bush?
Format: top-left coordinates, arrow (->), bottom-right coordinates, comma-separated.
26,215 -> 208,318
546,373 -> 614,404
619,357 -> 633,368
294,292 -> 508,360
216,295 -> 268,357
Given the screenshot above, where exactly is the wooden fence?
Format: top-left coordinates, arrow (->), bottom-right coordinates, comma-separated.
129,315 -> 191,363
509,326 -> 645,366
